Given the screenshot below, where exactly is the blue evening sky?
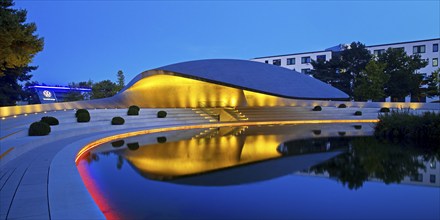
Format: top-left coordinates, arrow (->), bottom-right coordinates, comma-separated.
14,1 -> 440,86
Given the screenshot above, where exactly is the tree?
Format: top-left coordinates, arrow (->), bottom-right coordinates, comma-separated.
378,48 -> 427,101
425,68 -> 440,101
116,70 -> 125,91
311,42 -> 372,98
353,60 -> 388,101
91,80 -> 118,99
0,0 -> 44,106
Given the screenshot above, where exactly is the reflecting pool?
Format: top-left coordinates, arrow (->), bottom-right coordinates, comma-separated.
77,123 -> 440,219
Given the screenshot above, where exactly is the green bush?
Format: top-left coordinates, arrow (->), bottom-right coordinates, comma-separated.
111,140 -> 125,148
127,142 -> 140,151
157,136 -> 167,143
338,104 -> 347,108
157,110 -> 167,118
354,125 -> 362,130
41,116 -> 59,125
29,121 -> 51,136
379,107 -> 390,113
77,112 -> 90,123
312,130 -> 321,135
374,110 -> 440,142
354,111 -> 362,116
75,109 -> 89,118
111,116 -> 125,125
127,106 -> 139,116
312,106 -> 322,111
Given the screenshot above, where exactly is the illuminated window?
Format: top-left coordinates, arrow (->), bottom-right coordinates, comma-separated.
301,56 -> 311,64
430,161 -> 436,169
433,58 -> 438,67
273,59 -> 281,66
413,45 -> 426,54
287,58 -> 295,65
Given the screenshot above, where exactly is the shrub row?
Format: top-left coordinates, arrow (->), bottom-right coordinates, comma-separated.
374,110 -> 440,142
76,109 -> 90,123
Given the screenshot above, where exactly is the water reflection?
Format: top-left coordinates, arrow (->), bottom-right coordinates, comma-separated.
301,138 -> 440,189
78,124 -> 439,220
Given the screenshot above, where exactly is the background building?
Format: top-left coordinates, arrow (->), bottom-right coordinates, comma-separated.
25,85 -> 91,104
251,38 -> 440,102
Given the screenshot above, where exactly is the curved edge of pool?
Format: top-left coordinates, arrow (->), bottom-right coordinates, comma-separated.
49,119 -> 379,219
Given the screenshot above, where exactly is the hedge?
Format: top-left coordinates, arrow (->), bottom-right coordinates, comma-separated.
77,112 -> 90,122
354,111 -> 362,116
338,104 -> 347,108
127,105 -> 140,116
380,107 -> 390,113
312,106 -> 322,111
157,110 -> 167,118
75,109 -> 89,118
157,136 -> 167,143
29,121 -> 51,136
111,140 -> 125,148
41,116 -> 59,125
111,116 -> 125,125
127,142 -> 140,151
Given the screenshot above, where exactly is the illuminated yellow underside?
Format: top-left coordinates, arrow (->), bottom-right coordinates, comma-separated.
122,134 -> 282,178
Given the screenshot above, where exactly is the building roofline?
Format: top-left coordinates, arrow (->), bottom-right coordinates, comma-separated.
252,50 -> 330,60
366,38 -> 440,48
251,38 -> 440,60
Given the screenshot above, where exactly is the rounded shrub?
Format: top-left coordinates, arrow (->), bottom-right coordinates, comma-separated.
338,104 -> 347,108
312,106 -> 322,111
312,130 -> 321,135
41,116 -> 59,125
354,125 -> 362,130
111,116 -> 125,125
338,131 -> 346,136
77,112 -> 91,123
157,110 -> 167,118
127,105 -> 139,116
29,121 -> 51,136
127,142 -> 140,151
157,136 -> 167,143
380,107 -> 390,113
111,140 -> 125,148
354,111 -> 363,116
75,109 -> 89,118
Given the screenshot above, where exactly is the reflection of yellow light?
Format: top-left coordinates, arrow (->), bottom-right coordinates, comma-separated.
24,114 -> 28,116
1,117 -> 5,120
13,115 -> 17,118
75,119 -> 379,164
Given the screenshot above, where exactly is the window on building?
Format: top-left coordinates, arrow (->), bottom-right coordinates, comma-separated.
433,58 -> 438,67
410,173 -> 423,182
301,68 -> 311,74
374,49 -> 385,56
430,175 -> 436,183
316,55 -> 326,61
393,47 -> 404,51
413,45 -> 426,54
430,161 -> 436,169
273,59 -> 281,66
301,56 -> 311,64
264,60 -> 269,64
287,58 -> 295,65
433,44 -> 438,52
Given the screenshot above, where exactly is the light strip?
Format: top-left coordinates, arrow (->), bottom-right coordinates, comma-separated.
28,85 -> 92,91
75,119 -> 378,164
